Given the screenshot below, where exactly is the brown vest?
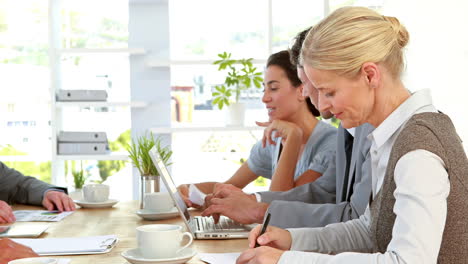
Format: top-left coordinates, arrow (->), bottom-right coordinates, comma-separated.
369,112 -> 468,263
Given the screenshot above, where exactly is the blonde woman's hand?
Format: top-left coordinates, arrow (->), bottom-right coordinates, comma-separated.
248,224 -> 292,250
236,246 -> 284,264
256,120 -> 302,148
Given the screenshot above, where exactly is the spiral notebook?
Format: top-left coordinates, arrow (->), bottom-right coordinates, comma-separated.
13,235 -> 118,255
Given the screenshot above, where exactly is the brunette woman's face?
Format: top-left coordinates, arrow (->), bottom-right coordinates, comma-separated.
262,65 -> 303,122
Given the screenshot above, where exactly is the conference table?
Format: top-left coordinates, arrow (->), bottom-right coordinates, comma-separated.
13,201 -> 248,264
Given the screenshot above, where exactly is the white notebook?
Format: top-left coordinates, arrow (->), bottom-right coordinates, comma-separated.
0,223 -> 49,238
13,235 -> 118,255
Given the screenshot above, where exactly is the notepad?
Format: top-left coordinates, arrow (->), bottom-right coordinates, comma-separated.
0,223 -> 49,238
13,235 -> 118,255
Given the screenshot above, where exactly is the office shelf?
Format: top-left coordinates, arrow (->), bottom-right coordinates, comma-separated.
59,48 -> 146,55
0,155 -> 51,162
151,124 -> 263,134
56,152 -> 129,161
147,59 -> 267,68
55,101 -> 148,108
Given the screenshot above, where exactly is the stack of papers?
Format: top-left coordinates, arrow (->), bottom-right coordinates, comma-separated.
13,235 -> 118,255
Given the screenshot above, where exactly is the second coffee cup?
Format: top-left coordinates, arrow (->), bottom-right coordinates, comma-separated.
136,224 -> 193,259
143,192 -> 174,212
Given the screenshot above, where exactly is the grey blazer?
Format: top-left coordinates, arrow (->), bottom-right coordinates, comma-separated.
259,123 -> 374,228
0,161 -> 66,205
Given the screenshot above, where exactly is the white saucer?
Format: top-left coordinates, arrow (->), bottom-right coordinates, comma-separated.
74,199 -> 119,209
121,247 -> 196,264
136,207 -> 179,220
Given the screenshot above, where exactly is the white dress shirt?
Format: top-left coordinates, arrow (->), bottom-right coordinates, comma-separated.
278,89 -> 450,264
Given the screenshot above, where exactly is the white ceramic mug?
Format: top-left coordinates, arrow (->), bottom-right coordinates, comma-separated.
8,257 -> 57,264
82,184 -> 109,203
144,192 -> 174,212
136,224 -> 193,259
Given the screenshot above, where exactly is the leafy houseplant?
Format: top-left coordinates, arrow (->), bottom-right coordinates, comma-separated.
127,133 -> 172,177
72,162 -> 87,189
212,52 -> 263,110
127,133 -> 172,208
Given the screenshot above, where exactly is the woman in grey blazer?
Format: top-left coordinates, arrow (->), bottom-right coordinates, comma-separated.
237,6 -> 468,264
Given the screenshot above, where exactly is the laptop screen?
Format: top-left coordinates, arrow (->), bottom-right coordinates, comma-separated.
149,146 -> 194,230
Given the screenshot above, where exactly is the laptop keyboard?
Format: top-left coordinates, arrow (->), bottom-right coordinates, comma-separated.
201,216 -> 246,231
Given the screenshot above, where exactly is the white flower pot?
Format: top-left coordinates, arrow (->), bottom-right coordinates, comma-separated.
69,188 -> 83,200
226,102 -> 245,126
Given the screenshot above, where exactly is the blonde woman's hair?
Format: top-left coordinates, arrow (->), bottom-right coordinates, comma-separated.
301,6 -> 409,78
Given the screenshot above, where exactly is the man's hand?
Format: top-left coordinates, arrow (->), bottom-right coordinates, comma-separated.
202,188 -> 268,224
0,238 -> 38,264
42,191 -> 75,212
236,246 -> 284,264
0,201 -> 15,224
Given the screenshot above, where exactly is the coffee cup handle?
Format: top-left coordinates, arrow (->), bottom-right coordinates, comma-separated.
176,232 -> 194,254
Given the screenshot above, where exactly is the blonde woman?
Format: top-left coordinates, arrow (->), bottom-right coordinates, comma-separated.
237,6 -> 468,264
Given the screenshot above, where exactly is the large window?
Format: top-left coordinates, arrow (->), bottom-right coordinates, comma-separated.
0,0 -> 51,182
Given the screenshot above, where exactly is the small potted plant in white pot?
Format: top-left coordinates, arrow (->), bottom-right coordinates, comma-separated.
127,133 -> 172,209
212,52 -> 263,126
70,161 -> 88,200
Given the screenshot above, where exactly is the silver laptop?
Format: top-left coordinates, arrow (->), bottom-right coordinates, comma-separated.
149,146 -> 253,239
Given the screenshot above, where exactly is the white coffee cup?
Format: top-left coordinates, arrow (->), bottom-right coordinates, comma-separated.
136,224 -> 193,259
8,257 -> 57,264
83,184 -> 109,203
144,192 -> 174,212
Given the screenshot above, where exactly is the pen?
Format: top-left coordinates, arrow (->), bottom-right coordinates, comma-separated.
255,213 -> 271,248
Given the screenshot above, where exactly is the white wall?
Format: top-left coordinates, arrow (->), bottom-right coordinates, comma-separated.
383,0 -> 468,148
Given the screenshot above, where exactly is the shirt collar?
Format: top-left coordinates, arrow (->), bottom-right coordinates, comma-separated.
368,89 -> 433,149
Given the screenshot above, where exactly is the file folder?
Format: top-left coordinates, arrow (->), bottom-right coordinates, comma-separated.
58,143 -> 110,155
56,90 -> 108,102
58,131 -> 108,143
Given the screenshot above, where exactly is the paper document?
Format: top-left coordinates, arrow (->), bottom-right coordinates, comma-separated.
57,259 -> 71,264
14,210 -> 73,222
13,235 -> 118,255
198,252 -> 241,264
0,222 -> 49,238
189,184 -> 206,205
189,184 -> 207,206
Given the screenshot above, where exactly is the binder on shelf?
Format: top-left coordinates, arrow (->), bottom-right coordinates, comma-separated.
56,90 -> 108,102
58,143 -> 110,155
58,131 -> 108,143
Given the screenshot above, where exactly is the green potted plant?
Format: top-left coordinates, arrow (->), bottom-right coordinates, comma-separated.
70,161 -> 88,200
212,52 -> 263,125
127,133 -> 172,208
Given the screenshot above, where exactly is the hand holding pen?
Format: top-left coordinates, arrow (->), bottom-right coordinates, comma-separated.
248,213 -> 293,250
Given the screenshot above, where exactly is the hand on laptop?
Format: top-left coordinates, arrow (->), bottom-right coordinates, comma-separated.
202,188 -> 269,225
0,238 -> 39,263
0,201 -> 15,224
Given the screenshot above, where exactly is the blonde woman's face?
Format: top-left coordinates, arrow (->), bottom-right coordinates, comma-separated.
304,65 -> 375,129
297,67 -> 333,119
262,65 -> 303,122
